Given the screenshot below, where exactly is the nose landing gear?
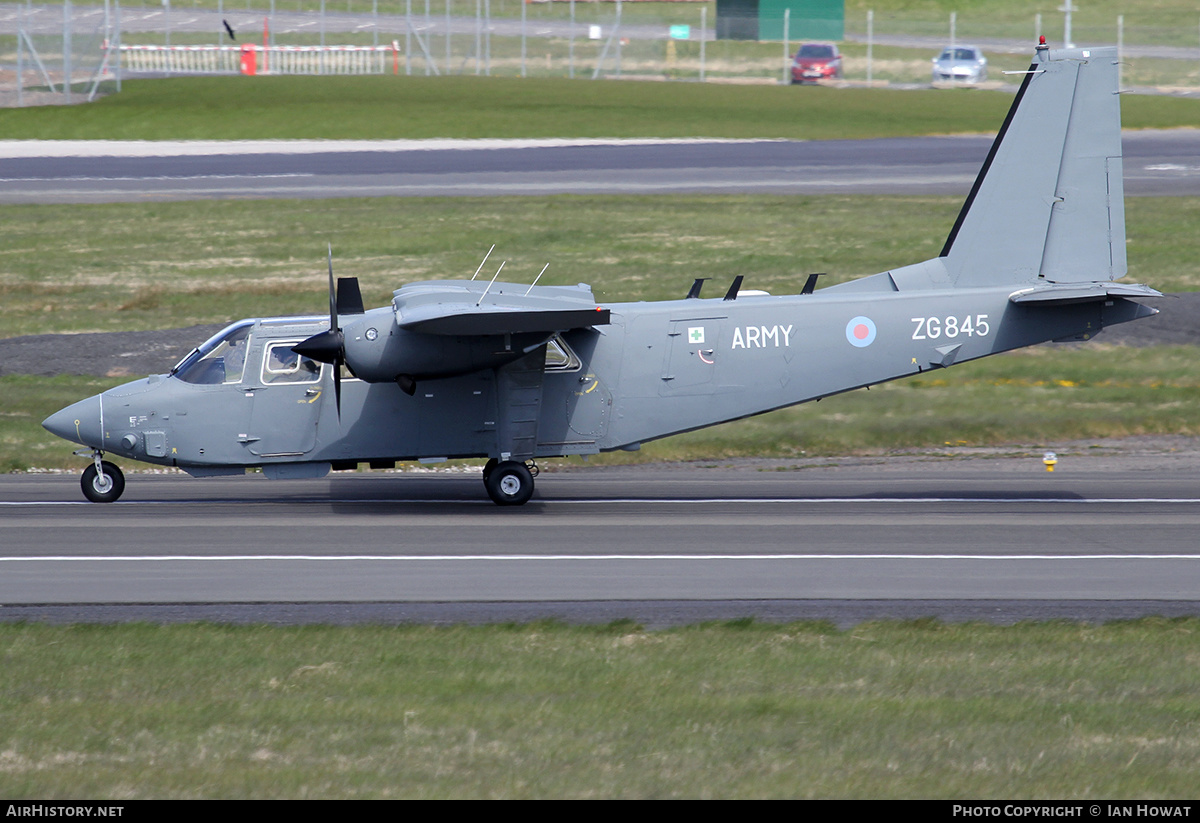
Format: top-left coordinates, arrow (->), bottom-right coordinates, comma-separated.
77,450 -> 126,503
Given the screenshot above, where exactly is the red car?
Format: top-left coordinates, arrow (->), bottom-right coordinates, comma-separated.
791,42 -> 843,84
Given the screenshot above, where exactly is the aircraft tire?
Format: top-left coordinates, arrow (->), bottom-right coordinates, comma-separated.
482,458 -> 499,484
81,461 -> 125,503
485,461 -> 534,507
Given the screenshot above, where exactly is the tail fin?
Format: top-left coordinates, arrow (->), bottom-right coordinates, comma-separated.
941,45 -> 1126,287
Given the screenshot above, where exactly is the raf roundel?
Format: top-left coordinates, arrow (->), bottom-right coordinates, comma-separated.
845,316 -> 877,348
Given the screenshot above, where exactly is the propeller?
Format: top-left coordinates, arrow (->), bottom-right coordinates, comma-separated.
293,245 -> 362,418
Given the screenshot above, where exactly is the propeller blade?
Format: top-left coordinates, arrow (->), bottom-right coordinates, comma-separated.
334,365 -> 342,418
293,245 -> 349,419
328,243 -> 338,335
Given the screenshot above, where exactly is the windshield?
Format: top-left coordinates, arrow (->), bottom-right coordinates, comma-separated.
172,320 -> 254,385
798,44 -> 835,58
940,48 -> 979,61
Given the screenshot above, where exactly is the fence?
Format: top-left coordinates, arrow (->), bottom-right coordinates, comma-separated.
5,2 -> 1200,104
120,43 -> 399,74
5,1 -> 122,104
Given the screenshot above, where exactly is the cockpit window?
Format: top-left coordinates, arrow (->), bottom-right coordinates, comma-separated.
262,342 -> 322,384
172,320 -> 253,385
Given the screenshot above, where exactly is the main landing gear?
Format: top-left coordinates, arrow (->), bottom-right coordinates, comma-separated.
78,450 -> 125,503
482,458 -> 538,507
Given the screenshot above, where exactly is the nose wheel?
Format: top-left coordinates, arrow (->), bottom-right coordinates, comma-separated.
483,460 -> 535,506
80,455 -> 125,503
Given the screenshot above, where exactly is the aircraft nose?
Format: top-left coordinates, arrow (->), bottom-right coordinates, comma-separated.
42,395 -> 103,448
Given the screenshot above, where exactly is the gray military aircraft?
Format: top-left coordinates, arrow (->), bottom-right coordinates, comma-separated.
43,43 -> 1159,506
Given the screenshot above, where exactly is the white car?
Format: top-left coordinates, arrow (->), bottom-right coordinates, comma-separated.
932,46 -> 988,84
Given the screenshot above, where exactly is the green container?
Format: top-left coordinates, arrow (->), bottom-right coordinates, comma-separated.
716,0 -> 844,42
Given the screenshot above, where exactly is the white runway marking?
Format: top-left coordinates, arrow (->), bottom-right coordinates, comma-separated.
0,138 -> 777,159
5,496 -> 1200,507
0,174 -> 316,182
3,553 -> 1199,563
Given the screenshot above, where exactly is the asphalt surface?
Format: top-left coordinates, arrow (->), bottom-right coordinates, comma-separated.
4,132 -> 1200,203
3,452 -> 1200,626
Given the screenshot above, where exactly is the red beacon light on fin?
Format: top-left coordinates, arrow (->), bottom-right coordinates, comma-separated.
1037,35 -> 1048,50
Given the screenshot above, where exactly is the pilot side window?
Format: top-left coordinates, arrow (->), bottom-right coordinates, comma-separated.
262,342 -> 322,385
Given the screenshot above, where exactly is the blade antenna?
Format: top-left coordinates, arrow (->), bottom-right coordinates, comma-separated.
477,261 -> 505,306
470,244 -> 496,281
723,275 -> 744,301
524,263 -> 550,296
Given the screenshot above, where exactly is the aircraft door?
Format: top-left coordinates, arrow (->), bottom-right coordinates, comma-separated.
244,341 -> 323,457
567,371 -> 612,438
661,317 -> 726,396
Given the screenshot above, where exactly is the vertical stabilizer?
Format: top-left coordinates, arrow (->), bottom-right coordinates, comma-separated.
940,46 -> 1125,287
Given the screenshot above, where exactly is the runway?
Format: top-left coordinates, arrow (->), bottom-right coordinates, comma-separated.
4,454 -> 1200,625
2,130 -> 1199,203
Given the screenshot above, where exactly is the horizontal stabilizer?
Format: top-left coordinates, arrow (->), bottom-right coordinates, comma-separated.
1009,282 -> 1161,306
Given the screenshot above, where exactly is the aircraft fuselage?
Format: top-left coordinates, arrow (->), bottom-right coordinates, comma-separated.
43,282 -> 1150,479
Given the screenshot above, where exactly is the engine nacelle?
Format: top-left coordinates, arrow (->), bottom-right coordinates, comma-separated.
340,310 -> 547,384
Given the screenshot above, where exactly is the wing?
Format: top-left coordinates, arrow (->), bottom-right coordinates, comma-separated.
391,280 -> 610,336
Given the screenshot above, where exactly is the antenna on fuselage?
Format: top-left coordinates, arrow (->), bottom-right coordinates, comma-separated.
801,273 -> 825,295
524,263 -> 550,296
470,244 -> 496,281
723,275 -> 744,301
686,278 -> 708,299
477,261 -> 506,306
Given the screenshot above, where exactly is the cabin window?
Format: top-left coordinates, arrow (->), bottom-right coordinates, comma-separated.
544,336 -> 582,372
173,321 -> 253,385
262,342 -> 322,384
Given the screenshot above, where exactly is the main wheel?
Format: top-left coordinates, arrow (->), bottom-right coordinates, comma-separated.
81,461 -> 125,503
484,461 -> 534,507
482,458 -> 499,484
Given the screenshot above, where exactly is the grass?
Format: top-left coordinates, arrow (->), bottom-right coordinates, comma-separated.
4,74 -> 1200,140
635,345 -> 1200,462
4,195 -> 1200,339
2,619 -> 1199,798
0,376 -> 129,473
4,193 -> 955,336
